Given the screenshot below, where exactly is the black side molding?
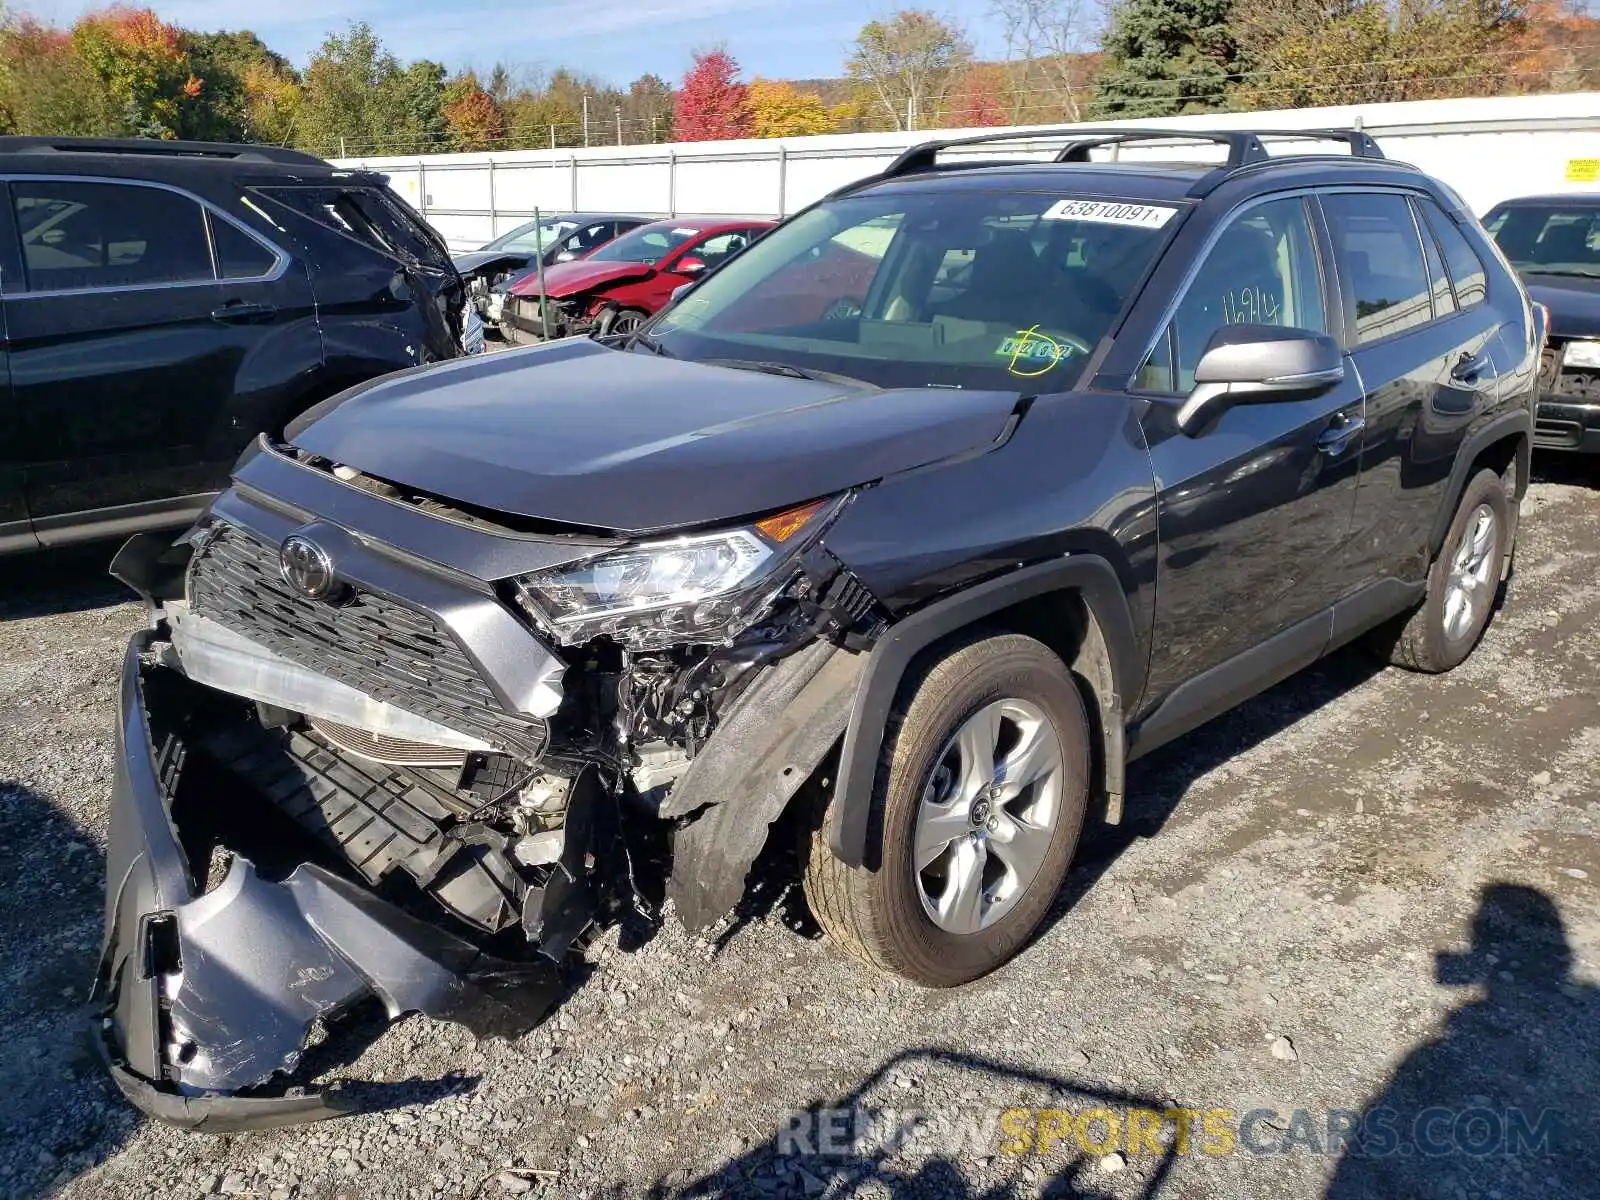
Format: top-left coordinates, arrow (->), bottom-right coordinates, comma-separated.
827,555 -> 1142,868
1127,607 -> 1333,761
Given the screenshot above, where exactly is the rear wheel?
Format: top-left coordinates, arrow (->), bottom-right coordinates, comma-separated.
803,632 -> 1090,986
1382,467 -> 1509,673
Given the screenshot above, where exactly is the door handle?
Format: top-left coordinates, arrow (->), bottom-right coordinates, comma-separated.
1451,350 -> 1491,383
1316,415 -> 1366,456
210,301 -> 275,323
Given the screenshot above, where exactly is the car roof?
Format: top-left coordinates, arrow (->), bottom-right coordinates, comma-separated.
0,136 -> 362,182
517,213 -> 654,224
631,216 -> 777,234
1487,193 -> 1600,209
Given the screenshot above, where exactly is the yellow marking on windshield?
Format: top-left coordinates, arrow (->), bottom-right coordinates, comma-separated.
1001,325 -> 1067,377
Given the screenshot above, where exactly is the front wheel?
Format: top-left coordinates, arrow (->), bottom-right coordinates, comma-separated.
804,632 -> 1091,986
597,307 -> 649,339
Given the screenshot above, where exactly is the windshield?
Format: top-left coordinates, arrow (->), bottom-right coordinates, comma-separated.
589,224 -> 701,265
486,218 -> 579,253
1484,204 -> 1600,277
651,190 -> 1181,389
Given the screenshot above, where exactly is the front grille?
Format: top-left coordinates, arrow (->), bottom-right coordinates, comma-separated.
307,717 -> 467,768
188,524 -> 547,761
1535,417 -> 1583,448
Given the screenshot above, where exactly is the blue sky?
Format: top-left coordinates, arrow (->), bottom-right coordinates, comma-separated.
30,0 -> 1008,84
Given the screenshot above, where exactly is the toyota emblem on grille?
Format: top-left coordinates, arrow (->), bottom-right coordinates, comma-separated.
279,535 -> 338,601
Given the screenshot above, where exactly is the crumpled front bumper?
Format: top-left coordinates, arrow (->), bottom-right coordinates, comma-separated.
96,632 -> 564,1132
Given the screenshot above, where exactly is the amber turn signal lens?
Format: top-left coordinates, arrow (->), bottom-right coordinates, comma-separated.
754,499 -> 827,544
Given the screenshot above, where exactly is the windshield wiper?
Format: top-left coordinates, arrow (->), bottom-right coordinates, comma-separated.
703,358 -> 876,389
628,329 -> 674,357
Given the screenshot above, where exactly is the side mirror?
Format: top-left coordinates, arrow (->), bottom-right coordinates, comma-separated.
670,282 -> 695,303
1177,325 -> 1345,436
676,256 -> 708,276
553,250 -> 577,263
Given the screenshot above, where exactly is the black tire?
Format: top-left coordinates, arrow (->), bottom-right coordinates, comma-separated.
1383,467 -> 1509,673
600,308 -> 648,338
803,631 -> 1091,986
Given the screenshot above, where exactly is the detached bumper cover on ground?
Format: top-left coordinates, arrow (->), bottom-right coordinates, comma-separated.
95,632 -> 566,1132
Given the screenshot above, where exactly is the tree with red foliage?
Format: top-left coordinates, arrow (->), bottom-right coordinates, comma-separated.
673,48 -> 751,141
944,63 -> 1009,126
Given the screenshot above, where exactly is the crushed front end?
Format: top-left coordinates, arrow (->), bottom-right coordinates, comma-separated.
97,438 -> 881,1128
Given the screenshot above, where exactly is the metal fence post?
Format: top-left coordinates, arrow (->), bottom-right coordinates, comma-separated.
418,159 -> 428,219
777,144 -> 788,218
487,159 -> 497,238
668,149 -> 676,217
570,155 -> 580,210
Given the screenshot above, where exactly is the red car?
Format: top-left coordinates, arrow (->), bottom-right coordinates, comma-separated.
502,216 -> 776,340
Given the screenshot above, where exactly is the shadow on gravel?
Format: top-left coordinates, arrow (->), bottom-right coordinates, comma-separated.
0,781 -> 133,1199
646,1047 -> 1180,1199
0,545 -> 130,621
1044,642 -> 1388,936
1326,883 -> 1600,1200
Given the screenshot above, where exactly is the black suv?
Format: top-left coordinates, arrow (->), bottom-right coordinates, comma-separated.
0,137 -> 465,556
1481,193 -> 1600,453
101,128 -> 1539,1128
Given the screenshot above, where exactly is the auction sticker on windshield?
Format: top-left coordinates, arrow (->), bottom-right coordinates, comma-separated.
1042,200 -> 1178,228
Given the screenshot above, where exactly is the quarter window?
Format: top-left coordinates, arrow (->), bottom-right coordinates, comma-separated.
1322,192 -> 1433,345
210,214 -> 278,279
12,180 -> 213,291
1419,198 -> 1489,307
1412,198 -> 1456,319
1140,197 -> 1327,393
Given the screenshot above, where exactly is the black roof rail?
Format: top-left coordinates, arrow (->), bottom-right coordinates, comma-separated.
856,125 -> 1387,192
1247,128 -> 1385,159
0,136 -> 330,168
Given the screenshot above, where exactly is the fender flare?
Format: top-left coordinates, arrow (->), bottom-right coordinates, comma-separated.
826,555 -> 1142,868
1429,408 -> 1531,558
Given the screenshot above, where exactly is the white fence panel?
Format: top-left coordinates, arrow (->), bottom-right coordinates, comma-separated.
336,92 -> 1600,250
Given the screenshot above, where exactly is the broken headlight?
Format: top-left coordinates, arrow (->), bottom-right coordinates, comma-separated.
514,497 -> 840,650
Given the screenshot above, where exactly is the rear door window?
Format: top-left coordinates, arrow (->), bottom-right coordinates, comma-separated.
1321,192 -> 1434,345
11,180 -> 213,291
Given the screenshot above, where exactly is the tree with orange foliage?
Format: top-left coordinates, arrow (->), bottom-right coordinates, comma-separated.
0,16 -> 120,134
443,72 -> 504,150
71,6 -> 200,137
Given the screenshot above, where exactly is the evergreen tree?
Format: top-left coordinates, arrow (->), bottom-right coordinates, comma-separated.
1091,0 -> 1240,117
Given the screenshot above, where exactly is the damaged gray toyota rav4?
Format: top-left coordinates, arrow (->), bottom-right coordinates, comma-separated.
99,128 -> 1541,1129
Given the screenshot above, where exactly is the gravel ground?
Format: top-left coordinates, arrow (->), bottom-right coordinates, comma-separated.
1,469 -> 1596,1200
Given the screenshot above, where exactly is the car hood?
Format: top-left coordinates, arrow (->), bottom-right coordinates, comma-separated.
507,260 -> 652,299
288,339 -> 1020,536
1522,273 -> 1600,338
453,249 -> 535,276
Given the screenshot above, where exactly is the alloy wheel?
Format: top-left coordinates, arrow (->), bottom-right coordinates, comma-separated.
913,698 -> 1064,935
1444,503 -> 1498,642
